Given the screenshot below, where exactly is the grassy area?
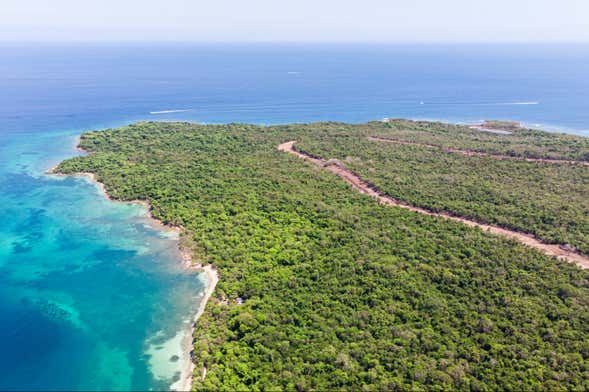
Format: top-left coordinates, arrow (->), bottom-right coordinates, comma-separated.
57,121 -> 589,390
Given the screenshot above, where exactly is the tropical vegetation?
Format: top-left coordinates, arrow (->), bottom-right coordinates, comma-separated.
57,121 -> 589,390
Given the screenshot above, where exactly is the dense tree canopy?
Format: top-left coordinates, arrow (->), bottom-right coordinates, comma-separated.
366,119 -> 589,161
57,121 -> 589,390
293,122 -> 589,255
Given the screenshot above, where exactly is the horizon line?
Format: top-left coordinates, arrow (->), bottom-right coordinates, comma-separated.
1,40 -> 589,45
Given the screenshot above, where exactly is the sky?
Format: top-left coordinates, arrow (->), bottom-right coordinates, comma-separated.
1,0 -> 589,43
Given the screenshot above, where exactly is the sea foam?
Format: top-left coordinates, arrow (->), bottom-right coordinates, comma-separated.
149,109 -> 190,115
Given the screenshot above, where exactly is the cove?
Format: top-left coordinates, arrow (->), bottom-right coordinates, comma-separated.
0,130 -> 206,390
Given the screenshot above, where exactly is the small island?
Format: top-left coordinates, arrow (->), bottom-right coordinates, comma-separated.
56,119 -> 589,390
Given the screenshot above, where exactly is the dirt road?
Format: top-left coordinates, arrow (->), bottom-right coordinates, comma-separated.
278,140 -> 589,268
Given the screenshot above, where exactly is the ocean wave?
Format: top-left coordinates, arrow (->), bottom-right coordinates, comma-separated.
149,109 -> 190,115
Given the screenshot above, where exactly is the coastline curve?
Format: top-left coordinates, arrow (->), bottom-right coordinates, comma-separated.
47,146 -> 218,392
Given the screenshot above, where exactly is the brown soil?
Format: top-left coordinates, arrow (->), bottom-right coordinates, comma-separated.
278,141 -> 589,269
367,136 -> 589,166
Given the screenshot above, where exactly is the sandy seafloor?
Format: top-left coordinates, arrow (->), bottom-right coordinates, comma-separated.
0,131 -> 207,390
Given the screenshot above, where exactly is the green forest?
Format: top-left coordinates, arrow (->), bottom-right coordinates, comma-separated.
293,122 -> 589,255
57,121 -> 589,391
363,119 -> 589,161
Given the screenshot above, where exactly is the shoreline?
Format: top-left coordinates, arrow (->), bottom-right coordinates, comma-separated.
173,263 -> 218,391
47,145 -> 218,392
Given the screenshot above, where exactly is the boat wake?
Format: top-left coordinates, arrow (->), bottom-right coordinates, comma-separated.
414,101 -> 539,107
496,101 -> 539,105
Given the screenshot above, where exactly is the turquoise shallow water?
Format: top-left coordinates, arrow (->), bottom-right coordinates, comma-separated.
0,130 -> 205,390
0,43 -> 588,390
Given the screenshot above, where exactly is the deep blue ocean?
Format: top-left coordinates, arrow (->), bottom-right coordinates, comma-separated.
1,43 -> 588,390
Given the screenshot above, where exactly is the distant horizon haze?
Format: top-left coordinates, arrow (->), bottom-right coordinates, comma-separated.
2,0 -> 589,43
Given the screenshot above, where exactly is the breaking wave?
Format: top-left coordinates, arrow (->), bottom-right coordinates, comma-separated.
149,109 -> 190,115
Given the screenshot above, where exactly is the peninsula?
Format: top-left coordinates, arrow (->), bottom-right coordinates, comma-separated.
56,119 -> 589,390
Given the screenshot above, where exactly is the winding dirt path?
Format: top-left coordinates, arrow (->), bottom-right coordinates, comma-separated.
278,141 -> 589,269
367,136 -> 589,166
